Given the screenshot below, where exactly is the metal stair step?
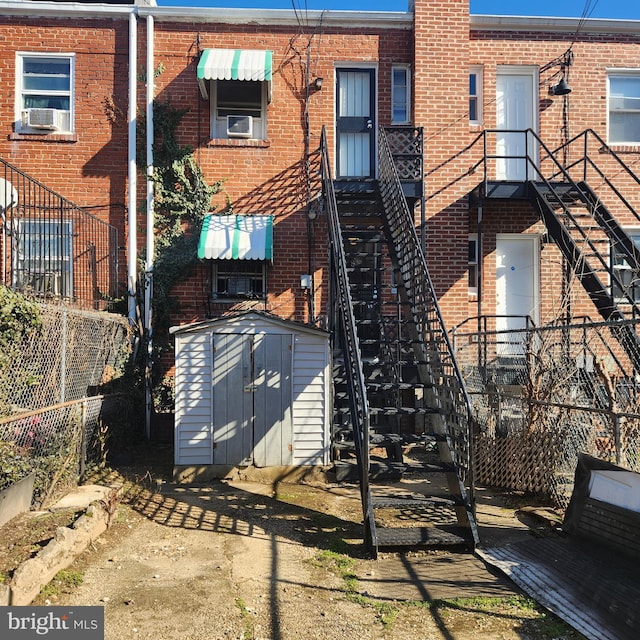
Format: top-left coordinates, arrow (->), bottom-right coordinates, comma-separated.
334,406 -> 440,416
371,495 -> 462,509
375,525 -> 474,548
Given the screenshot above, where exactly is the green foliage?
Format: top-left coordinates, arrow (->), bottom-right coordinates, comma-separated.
0,286 -> 42,347
40,569 -> 84,598
0,441 -> 33,491
0,287 -> 43,417
138,100 -> 222,406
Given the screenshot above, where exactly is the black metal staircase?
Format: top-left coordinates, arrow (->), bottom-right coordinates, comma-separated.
321,127 -> 479,557
524,131 -> 640,372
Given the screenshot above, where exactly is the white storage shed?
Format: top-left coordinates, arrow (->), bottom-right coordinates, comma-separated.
171,311 -> 331,479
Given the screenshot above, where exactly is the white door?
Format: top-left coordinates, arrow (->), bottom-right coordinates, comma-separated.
336,68 -> 376,178
495,235 -> 539,356
495,69 -> 537,181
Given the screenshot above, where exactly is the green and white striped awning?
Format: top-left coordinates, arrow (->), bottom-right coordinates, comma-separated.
198,215 -> 273,261
197,49 -> 273,98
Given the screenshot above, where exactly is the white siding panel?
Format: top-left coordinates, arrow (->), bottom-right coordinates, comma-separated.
174,313 -> 329,469
291,333 -> 330,466
174,331 -> 213,465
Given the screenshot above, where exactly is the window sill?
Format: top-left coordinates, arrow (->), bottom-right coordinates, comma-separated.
207,138 -> 270,148
606,144 -> 640,154
211,294 -> 267,302
9,131 -> 78,143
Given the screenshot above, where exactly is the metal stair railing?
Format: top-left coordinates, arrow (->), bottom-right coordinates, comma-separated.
320,126 -> 377,552
378,126 -> 477,497
0,156 -> 119,310
493,129 -> 640,369
474,129 -> 640,319
552,128 -> 640,235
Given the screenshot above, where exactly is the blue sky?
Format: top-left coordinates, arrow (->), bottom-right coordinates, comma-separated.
156,0 -> 640,19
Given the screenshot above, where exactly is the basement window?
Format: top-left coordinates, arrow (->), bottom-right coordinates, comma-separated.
608,72 -> 640,145
212,260 -> 266,299
612,231 -> 640,303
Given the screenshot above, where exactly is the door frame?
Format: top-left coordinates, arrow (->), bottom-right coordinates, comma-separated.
495,66 -> 539,181
334,64 -> 378,179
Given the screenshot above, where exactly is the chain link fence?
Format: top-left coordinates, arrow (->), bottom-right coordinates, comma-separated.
0,303 -> 133,507
453,317 -> 640,509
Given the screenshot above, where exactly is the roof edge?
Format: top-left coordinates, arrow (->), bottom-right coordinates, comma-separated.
170,310 -> 329,337
471,14 -> 640,35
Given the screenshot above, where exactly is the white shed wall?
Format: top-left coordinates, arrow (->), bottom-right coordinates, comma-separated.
292,333 -> 330,465
173,313 -> 330,468
174,332 -> 213,465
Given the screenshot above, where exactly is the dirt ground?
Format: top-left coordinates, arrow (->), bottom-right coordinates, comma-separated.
2,449 -> 583,640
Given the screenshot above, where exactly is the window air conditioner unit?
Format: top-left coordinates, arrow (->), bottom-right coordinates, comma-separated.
226,115 -> 253,138
21,108 -> 64,131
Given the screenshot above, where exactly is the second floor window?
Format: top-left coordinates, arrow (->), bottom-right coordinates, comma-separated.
197,49 -> 272,141
391,65 -> 410,124
213,79 -> 267,139
608,72 -> 640,145
469,67 -> 482,125
17,53 -> 74,133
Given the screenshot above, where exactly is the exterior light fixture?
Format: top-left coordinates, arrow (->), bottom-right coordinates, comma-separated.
550,75 -> 572,96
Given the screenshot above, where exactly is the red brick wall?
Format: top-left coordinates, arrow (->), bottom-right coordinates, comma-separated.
2,8 -> 640,337
146,20 -> 411,326
0,17 -> 129,227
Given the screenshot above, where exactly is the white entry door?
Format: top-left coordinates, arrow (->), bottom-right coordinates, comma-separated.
495,235 -> 539,356
336,68 -> 376,178
495,69 -> 537,181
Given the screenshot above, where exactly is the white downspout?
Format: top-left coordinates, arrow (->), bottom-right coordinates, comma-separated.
127,11 -> 137,325
144,14 -> 155,440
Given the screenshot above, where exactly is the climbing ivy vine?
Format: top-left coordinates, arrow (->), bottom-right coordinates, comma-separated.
140,101 -> 222,406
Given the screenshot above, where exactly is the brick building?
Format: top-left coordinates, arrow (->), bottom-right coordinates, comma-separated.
1,0 -> 640,553
0,2 -> 638,332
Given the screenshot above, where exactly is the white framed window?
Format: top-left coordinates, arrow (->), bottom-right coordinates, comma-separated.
391,65 -> 410,124
13,219 -> 73,297
16,53 -> 74,133
212,260 -> 266,299
612,230 -> 640,303
469,67 -> 483,125
468,234 -> 478,294
212,80 -> 267,140
608,72 -> 640,145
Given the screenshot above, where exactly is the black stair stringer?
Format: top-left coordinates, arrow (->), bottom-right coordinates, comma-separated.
577,180 -> 640,273
377,127 -> 479,550
529,180 -> 640,372
530,181 -> 620,320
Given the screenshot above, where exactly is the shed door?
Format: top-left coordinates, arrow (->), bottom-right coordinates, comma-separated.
212,333 -> 293,467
